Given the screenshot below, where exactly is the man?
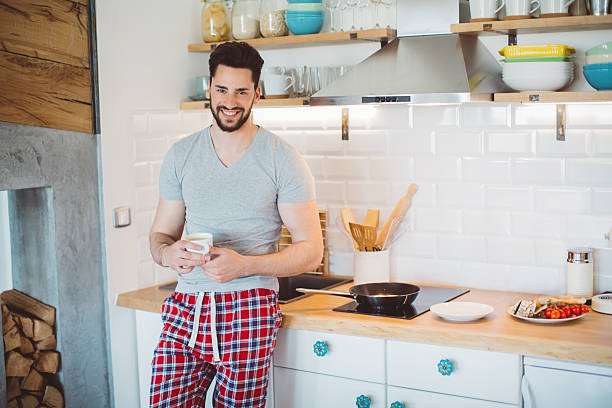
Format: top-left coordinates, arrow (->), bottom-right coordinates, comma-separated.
148,42 -> 323,407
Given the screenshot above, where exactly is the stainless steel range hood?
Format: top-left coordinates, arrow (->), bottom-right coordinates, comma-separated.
310,0 -> 509,105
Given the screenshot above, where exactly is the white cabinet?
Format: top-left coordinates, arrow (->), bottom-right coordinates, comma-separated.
274,367 -> 386,408
387,340 -> 522,406
522,356 -> 612,408
387,385 -> 518,408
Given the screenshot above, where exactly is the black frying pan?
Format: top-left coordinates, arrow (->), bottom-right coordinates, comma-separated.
296,282 -> 420,311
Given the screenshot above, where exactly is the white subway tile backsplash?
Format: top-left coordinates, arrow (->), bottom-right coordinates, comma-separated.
370,105 -> 411,130
387,129 -> 433,155
326,156 -> 369,179
592,189 -> 612,215
535,130 -> 588,157
133,137 -> 168,161
438,235 -> 486,261
134,162 -> 151,187
315,181 -> 346,203
135,211 -> 154,239
458,262 -> 511,292
487,131 -> 533,154
486,237 -> 535,265
513,104 -> 555,127
412,106 -> 458,128
535,187 -> 590,213
506,265 -> 564,294
150,111 -> 182,134
135,186 -> 159,211
345,130 -> 388,155
276,130 -> 306,150
565,214 -> 612,246
414,156 -> 461,181
392,232 -> 437,258
591,130 -> 612,156
462,157 -> 510,183
347,182 -> 388,204
435,131 -> 483,155
301,130 -> 345,155
414,208 -> 461,233
182,110 -> 212,134
510,158 -> 564,186
369,157 -> 412,180
391,256 -> 461,286
485,186 -> 533,211
534,239 -> 566,267
303,156 -> 325,178
463,210 -> 509,235
511,212 -> 563,239
566,159 -> 612,188
151,160 -> 163,186
154,263 -> 176,284
461,104 -> 509,128
437,182 -> 484,209
392,182 -> 433,207
566,105 -> 612,127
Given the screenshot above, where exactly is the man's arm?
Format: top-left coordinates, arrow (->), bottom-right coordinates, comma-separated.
149,198 -> 206,274
201,200 -> 324,283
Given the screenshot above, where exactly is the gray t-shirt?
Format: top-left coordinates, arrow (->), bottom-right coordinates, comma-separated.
159,126 -> 315,293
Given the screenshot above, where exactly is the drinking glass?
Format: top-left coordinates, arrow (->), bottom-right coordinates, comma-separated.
323,0 -> 341,31
357,0 -> 371,29
345,0 -> 359,30
369,0 -> 382,27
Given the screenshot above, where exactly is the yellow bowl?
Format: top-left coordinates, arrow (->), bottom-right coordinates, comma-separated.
498,44 -> 576,58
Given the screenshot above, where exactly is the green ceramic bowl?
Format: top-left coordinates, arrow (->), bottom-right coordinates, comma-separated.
586,41 -> 612,56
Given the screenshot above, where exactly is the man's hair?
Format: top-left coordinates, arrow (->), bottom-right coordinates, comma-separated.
209,42 -> 264,89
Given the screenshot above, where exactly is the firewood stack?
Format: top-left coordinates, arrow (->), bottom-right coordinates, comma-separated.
2,289 -> 65,408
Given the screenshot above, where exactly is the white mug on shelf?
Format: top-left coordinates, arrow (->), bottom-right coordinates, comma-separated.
505,0 -> 541,17
262,73 -> 295,98
540,0 -> 575,15
470,0 -> 506,20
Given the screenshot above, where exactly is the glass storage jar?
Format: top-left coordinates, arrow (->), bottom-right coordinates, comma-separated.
259,0 -> 288,37
232,0 -> 260,40
202,0 -> 231,43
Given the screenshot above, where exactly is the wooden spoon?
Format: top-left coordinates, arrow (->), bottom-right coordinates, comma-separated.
375,184 -> 419,250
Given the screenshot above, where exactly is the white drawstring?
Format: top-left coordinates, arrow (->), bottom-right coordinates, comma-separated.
187,291 -> 221,362
188,292 -> 205,348
210,291 -> 221,362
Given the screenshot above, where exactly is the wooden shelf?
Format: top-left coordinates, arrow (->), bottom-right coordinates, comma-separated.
494,91 -> 612,103
188,28 -> 396,52
451,14 -> 612,35
180,97 -> 310,110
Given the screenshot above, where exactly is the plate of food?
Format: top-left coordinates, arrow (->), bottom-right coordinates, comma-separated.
431,302 -> 494,322
507,295 -> 590,324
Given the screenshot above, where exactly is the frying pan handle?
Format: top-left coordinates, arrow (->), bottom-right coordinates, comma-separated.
295,288 -> 354,298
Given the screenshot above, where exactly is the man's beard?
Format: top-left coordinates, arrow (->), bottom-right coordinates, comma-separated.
210,98 -> 255,132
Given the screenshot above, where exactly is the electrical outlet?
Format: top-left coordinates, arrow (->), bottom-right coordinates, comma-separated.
113,206 -> 131,228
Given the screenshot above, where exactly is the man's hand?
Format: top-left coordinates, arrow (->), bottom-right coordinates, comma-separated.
201,246 -> 248,283
160,240 -> 207,274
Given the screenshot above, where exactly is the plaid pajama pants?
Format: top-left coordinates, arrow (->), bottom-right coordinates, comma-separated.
150,288 -> 282,407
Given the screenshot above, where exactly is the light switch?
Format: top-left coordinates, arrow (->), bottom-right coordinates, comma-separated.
113,206 -> 131,228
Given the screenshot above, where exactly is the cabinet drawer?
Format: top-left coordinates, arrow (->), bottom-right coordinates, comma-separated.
274,367 -> 386,408
388,385 -> 518,408
523,365 -> 612,408
274,328 -> 385,383
387,340 -> 521,405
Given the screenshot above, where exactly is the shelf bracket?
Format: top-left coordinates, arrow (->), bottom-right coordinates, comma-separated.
556,104 -> 566,141
508,31 -> 517,46
342,108 -> 349,141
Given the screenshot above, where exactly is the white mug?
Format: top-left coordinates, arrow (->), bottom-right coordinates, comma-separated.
506,0 -> 541,15
540,0 -> 575,14
185,232 -> 213,255
470,0 -> 506,19
263,73 -> 295,97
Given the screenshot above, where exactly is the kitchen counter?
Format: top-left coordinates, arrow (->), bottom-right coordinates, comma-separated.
116,282 -> 612,366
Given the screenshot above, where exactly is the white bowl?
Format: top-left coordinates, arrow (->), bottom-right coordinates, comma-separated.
502,70 -> 574,91
503,62 -> 574,74
586,54 -> 612,65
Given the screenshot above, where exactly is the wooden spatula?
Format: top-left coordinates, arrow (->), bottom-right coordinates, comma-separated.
375,184 -> 419,250
349,222 -> 377,252
364,209 -> 379,229
340,208 -> 359,250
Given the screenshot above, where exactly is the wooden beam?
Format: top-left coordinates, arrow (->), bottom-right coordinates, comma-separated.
0,51 -> 92,133
0,0 -> 90,68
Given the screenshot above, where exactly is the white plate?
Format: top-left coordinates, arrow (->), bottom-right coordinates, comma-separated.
506,305 -> 586,324
430,302 -> 494,322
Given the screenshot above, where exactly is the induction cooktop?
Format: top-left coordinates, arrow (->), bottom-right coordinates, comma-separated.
332,286 -> 469,320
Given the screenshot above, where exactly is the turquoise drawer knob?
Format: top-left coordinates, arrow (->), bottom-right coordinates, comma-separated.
438,359 -> 454,376
356,394 -> 371,408
313,340 -> 327,357
390,401 -> 405,408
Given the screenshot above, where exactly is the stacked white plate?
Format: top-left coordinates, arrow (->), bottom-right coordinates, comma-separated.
502,61 -> 575,92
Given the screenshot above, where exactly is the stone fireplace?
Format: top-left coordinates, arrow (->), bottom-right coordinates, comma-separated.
0,121 -> 112,406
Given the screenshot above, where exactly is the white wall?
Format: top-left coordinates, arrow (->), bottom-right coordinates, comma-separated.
96,1 -> 612,406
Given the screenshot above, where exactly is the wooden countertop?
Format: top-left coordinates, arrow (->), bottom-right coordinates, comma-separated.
116,282 -> 612,366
